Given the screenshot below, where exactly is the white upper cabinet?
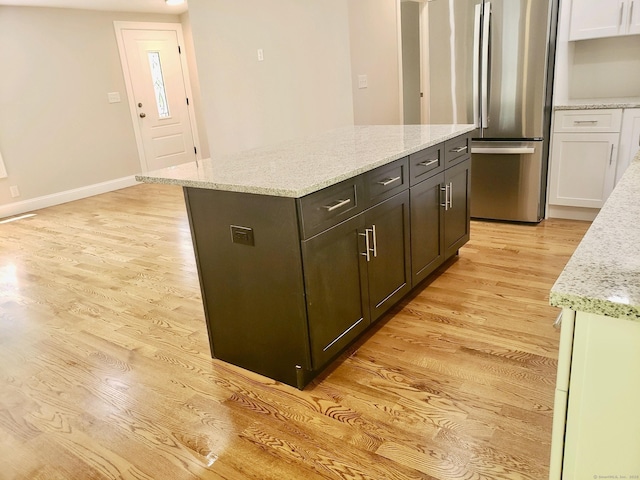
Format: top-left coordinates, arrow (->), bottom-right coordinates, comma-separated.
570,0 -> 639,40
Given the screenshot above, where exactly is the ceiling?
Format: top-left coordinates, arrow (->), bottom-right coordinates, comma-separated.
0,0 -> 188,14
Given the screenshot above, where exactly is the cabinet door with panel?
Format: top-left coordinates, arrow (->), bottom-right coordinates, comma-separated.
301,215 -> 370,370
616,108 -> 640,183
410,172 -> 445,286
444,159 -> 471,258
548,132 -> 619,208
364,190 -> 411,322
569,0 -> 636,40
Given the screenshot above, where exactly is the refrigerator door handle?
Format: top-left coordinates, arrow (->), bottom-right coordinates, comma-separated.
472,146 -> 536,155
481,2 -> 491,129
473,4 -> 482,128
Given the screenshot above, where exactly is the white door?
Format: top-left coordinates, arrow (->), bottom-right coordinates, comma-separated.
120,27 -> 196,172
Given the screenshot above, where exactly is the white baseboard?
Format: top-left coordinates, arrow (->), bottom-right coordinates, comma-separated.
0,176 -> 139,219
547,204 -> 599,222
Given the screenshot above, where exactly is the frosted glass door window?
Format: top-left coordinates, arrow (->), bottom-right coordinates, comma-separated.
148,52 -> 170,118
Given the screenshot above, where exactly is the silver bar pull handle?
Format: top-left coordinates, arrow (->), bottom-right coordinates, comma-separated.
448,182 -> 453,209
440,185 -> 449,210
359,230 -> 371,262
323,198 -> 351,212
630,1 -> 635,28
377,176 -> 401,186
450,145 -> 468,153
371,224 -> 377,258
418,158 -> 439,167
609,144 -> 615,166
553,311 -> 563,330
620,2 -> 625,26
574,120 -> 598,125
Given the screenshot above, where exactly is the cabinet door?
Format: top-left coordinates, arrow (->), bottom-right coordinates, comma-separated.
301,215 -> 370,369
410,172 -> 445,286
444,159 -> 471,258
364,190 -> 411,322
569,0 -> 625,40
616,108 -> 640,183
628,0 -> 640,34
548,132 -> 619,208
563,312 -> 640,478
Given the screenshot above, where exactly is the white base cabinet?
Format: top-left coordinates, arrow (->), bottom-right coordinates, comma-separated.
616,108 -> 640,183
549,310 -> 640,479
548,109 -> 621,209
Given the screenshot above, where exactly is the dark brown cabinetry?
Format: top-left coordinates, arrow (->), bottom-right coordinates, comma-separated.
409,138 -> 471,286
184,133 -> 471,389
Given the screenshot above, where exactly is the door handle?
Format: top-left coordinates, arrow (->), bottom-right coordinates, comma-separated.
450,145 -> 468,153
609,144 -> 614,166
448,182 -> 453,209
359,230 -> 371,262
440,184 -> 449,211
139,112 -> 146,118
370,224 -> 377,258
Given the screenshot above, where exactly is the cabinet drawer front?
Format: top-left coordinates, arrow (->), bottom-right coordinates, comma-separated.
444,134 -> 471,166
298,177 -> 364,239
409,144 -> 443,186
363,157 -> 409,206
554,109 -> 622,133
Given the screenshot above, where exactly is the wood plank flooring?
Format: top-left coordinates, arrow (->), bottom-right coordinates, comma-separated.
0,184 -> 590,479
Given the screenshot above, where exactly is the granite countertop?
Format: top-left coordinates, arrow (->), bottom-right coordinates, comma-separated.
550,150 -> 640,320
554,97 -> 640,110
135,124 -> 475,198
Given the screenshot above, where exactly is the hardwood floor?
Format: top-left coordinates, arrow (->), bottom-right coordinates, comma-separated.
0,184 -> 590,479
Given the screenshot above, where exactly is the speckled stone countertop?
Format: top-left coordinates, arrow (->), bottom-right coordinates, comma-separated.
136,124 -> 475,197
550,150 -> 640,321
554,97 -> 640,110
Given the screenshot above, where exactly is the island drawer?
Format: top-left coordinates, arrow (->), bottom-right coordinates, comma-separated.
363,156 -> 409,206
444,134 -> 471,167
409,144 -> 443,186
553,109 -> 622,133
298,176 -> 365,239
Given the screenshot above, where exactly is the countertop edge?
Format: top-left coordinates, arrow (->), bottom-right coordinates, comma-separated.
549,291 -> 640,321
136,125 -> 476,198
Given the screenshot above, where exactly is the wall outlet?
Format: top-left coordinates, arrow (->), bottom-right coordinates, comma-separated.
107,92 -> 121,103
257,49 -> 264,61
9,185 -> 20,198
358,74 -> 368,89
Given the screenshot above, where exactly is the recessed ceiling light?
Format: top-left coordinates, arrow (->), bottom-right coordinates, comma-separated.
166,0 -> 185,5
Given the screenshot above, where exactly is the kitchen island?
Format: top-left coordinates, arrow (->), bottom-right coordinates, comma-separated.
548,151 -> 640,478
136,124 -> 475,388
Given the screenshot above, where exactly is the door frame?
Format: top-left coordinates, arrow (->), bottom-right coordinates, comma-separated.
396,0 -> 429,125
114,21 -> 201,172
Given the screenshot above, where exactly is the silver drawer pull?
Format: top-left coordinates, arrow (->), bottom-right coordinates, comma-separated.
323,198 -> 351,212
418,158 -> 438,167
450,145 -> 468,153
377,176 -> 401,187
574,120 -> 598,124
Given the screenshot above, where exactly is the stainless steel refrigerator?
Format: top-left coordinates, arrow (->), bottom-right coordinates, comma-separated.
426,0 -> 559,222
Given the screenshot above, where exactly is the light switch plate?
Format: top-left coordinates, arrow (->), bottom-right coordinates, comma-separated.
358,75 -> 368,89
107,92 -> 121,103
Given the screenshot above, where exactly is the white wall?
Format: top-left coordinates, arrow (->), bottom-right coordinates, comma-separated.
348,0 -> 401,125
187,0 -> 355,155
0,6 -> 185,215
